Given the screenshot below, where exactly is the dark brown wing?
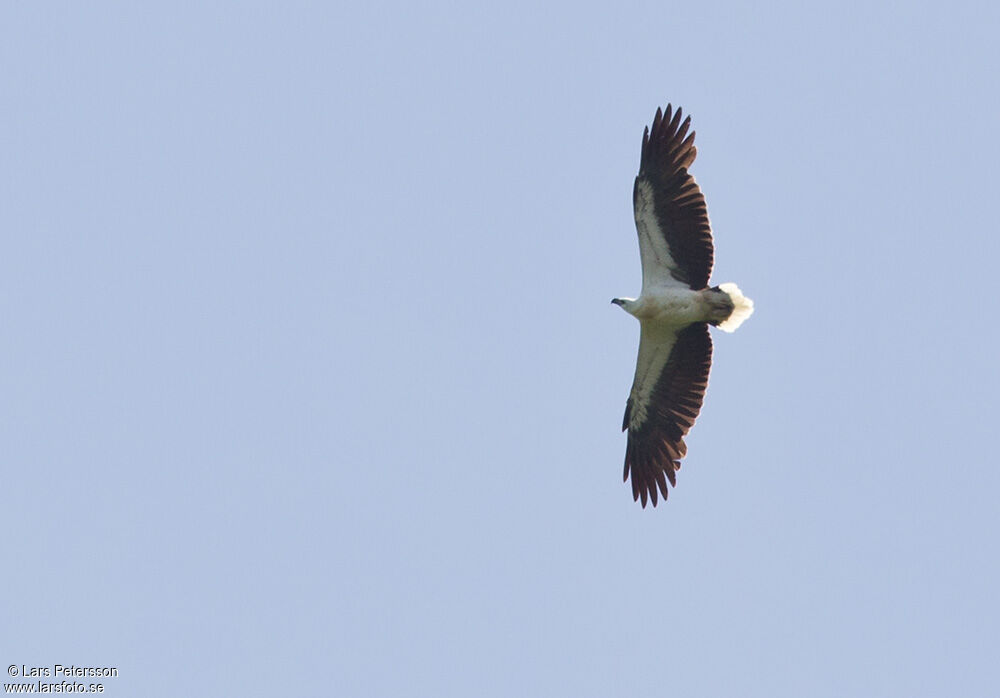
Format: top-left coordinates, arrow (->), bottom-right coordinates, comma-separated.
623,322 -> 713,507
633,104 -> 715,290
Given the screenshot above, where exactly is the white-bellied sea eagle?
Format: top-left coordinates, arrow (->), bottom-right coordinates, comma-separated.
614,104 -> 753,507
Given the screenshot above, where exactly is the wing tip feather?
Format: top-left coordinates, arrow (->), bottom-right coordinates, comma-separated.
639,103 -> 700,177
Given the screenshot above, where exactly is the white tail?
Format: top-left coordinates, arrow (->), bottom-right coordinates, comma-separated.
717,283 -> 754,333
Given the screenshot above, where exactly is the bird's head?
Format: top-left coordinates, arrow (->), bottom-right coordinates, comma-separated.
612,297 -> 640,316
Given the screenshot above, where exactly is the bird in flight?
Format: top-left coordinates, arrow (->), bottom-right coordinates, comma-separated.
613,104 -> 753,507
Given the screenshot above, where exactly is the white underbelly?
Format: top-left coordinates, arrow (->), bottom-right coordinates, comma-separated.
635,286 -> 704,324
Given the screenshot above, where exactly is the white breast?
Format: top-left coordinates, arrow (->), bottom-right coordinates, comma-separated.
633,285 -> 704,325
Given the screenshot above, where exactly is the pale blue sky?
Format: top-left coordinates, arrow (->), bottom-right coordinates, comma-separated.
3,2 -> 999,696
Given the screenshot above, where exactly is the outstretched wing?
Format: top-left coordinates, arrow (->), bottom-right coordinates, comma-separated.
622,322 -> 713,507
633,104 -> 715,291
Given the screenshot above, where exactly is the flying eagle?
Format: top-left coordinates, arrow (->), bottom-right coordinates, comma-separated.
613,104 -> 754,507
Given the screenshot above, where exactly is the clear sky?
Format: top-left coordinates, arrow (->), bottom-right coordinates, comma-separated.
3,2 -> 999,696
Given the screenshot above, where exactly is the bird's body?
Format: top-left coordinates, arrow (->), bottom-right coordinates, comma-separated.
614,286 -> 728,325
614,104 -> 753,507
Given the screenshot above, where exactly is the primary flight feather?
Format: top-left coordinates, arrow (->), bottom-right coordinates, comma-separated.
613,104 -> 754,507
